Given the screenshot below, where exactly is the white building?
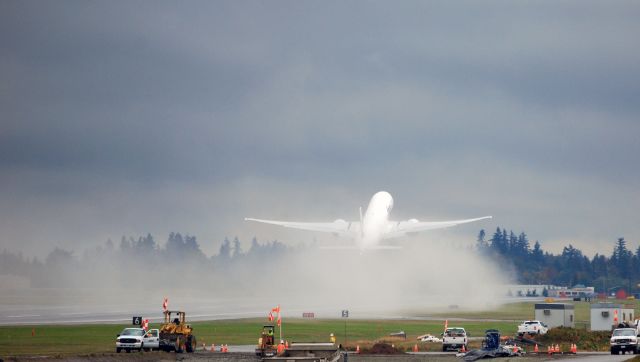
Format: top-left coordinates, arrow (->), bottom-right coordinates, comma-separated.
547,285 -> 596,299
590,303 -> 635,331
534,303 -> 575,328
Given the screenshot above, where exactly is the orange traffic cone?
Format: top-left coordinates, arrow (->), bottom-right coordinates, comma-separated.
547,345 -> 552,355
461,344 -> 466,353
555,344 -> 560,353
534,344 -> 539,353
413,344 -> 418,352
356,345 -> 360,354
285,341 -> 289,349
211,343 -> 215,352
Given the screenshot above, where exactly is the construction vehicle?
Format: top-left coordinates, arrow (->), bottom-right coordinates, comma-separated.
255,324 -> 278,357
159,310 -> 197,353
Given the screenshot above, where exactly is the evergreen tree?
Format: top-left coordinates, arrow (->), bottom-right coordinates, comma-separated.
509,231 -> 517,254
610,237 -> 632,277
184,235 -> 205,260
166,232 -> 185,254
232,237 -> 242,258
490,227 -> 506,254
45,248 -> 75,266
250,237 -> 259,252
531,241 -> 544,264
135,233 -> 156,254
218,237 -> 231,259
517,232 -> 530,257
476,229 -> 488,252
119,236 -> 130,252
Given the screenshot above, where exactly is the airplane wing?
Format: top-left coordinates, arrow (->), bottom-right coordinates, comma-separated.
244,218 -> 359,237
384,216 -> 492,239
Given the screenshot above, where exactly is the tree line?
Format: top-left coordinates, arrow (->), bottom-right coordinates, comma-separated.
0,233 -> 291,288
0,228 -> 637,293
477,227 -> 639,294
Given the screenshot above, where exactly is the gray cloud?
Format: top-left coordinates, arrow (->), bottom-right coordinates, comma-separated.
1,1 -> 639,257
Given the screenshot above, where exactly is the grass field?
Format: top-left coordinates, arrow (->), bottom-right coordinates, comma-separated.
1,299 -> 638,357
0,318 -> 518,356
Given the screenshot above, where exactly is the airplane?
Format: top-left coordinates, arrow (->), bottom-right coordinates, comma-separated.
245,191 -> 492,251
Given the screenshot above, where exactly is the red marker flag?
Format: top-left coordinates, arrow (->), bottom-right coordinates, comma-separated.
272,305 -> 280,314
444,319 -> 448,332
268,311 -> 274,322
277,314 -> 282,327
163,297 -> 168,311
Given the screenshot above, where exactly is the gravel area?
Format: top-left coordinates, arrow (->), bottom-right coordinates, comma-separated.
0,351 -> 582,362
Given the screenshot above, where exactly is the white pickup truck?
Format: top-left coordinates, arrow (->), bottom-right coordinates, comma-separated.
442,327 -> 468,351
610,328 -> 639,355
116,328 -> 160,353
517,320 -> 548,336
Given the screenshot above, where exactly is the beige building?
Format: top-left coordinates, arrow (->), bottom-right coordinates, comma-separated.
590,303 -> 635,331
534,303 -> 575,328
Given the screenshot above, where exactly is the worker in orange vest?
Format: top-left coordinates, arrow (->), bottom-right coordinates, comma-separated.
277,340 -> 285,355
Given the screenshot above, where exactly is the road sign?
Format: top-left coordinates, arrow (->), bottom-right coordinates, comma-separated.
132,316 -> 142,326
342,310 -> 349,318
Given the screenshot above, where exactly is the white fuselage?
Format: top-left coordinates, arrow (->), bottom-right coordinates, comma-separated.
359,191 -> 394,249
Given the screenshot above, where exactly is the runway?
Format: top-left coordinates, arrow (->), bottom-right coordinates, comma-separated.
0,288 -> 519,325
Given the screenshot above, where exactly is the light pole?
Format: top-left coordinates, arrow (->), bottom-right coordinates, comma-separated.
342,309 -> 349,349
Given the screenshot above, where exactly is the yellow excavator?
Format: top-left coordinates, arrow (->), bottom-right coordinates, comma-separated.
159,310 -> 197,353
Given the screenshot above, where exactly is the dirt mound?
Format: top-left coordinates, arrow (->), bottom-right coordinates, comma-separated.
367,342 -> 402,354
534,327 -> 611,351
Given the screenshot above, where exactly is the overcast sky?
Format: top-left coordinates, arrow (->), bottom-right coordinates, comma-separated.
1,1 -> 639,258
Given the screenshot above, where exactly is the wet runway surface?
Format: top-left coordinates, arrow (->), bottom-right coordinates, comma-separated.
1,288 -> 522,325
